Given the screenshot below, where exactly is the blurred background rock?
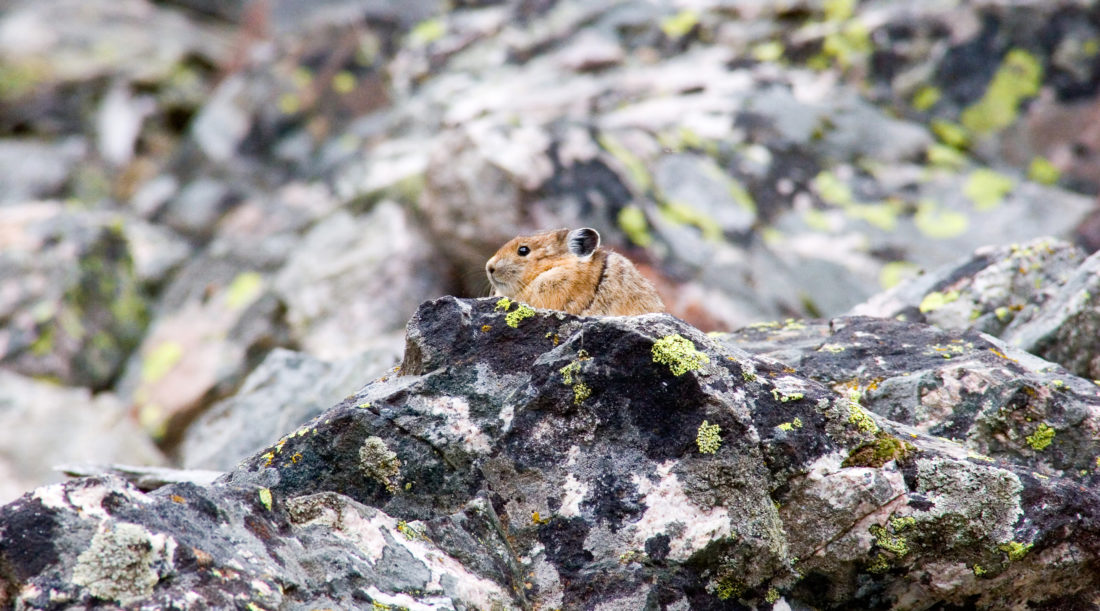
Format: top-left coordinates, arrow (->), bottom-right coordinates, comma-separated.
1,0 -> 1098,502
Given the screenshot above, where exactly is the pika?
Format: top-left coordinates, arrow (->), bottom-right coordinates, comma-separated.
485,227 -> 665,316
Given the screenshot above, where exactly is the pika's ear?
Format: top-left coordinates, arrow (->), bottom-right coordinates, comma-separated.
567,227 -> 600,258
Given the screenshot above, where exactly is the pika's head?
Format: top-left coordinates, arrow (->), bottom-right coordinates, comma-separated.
486,227 -> 600,297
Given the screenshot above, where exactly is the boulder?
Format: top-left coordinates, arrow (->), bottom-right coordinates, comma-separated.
3,297 -> 1098,609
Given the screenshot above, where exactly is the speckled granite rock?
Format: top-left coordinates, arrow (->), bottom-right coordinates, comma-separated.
3,298 -> 1098,609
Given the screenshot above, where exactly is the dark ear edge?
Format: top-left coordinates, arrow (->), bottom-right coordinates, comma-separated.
567,227 -> 600,258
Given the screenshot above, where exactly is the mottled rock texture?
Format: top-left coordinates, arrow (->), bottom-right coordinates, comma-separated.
2,297 -> 1098,609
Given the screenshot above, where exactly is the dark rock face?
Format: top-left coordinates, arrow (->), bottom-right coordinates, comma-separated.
3,297 -> 1099,609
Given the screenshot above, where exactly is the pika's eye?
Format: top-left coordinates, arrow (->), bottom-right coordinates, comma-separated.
517,245 -> 530,256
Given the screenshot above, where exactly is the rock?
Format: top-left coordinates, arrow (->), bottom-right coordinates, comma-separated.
0,139 -> 86,205
179,346 -> 402,471
274,201 -> 455,360
4,297 -> 1099,608
0,203 -> 152,388
851,237 -> 1100,379
0,370 -> 165,505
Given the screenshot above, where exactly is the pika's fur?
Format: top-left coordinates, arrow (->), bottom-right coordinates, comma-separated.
485,227 -> 665,316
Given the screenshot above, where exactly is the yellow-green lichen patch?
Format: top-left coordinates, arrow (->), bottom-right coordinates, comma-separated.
696,420 -> 722,454
918,290 -> 961,314
843,433 -> 914,468
396,520 -> 426,541
258,488 -> 273,511
225,271 -> 264,310
845,389 -> 879,434
998,540 -> 1032,561
1028,157 -> 1061,185
141,341 -> 183,383
912,85 -> 942,111
752,40 -> 785,62
777,418 -> 803,432
359,436 -> 401,493
618,205 -> 654,247
964,169 -> 1015,211
494,297 -> 513,312
659,201 -> 722,241
1025,422 -> 1055,451
771,389 -> 805,402
930,119 -> 970,149
973,564 -> 986,576
960,49 -> 1043,135
572,383 -> 592,405
652,334 -> 709,376
599,133 -> 652,192
914,200 -> 969,239
660,9 -> 699,39
506,304 -> 535,328
408,17 -> 446,46
869,523 -> 910,556
927,143 -> 968,169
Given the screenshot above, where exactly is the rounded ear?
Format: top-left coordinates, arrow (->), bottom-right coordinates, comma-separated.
567,227 -> 600,258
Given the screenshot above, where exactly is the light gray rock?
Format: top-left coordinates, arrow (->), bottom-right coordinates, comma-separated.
180,346 -> 402,471
0,371 -> 165,505
274,201 -> 454,360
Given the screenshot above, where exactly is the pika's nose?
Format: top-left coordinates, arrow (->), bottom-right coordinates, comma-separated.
487,262 -> 496,275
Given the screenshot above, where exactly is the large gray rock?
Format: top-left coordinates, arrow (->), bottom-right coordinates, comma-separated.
3,297 -> 1098,609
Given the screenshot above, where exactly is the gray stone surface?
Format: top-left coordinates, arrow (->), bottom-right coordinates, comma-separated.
4,297 -> 1099,608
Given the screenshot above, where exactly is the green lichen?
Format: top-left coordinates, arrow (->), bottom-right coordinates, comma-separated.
866,553 -> 891,574
869,523 -> 910,556
141,341 -> 183,383
999,540 -> 1032,561
1028,157 -> 1061,185
964,169 -> 1015,211
914,200 -> 969,239
359,436 -> 401,493
973,564 -> 986,576
771,389 -> 804,403
572,383 -> 592,405
409,18 -> 447,46
961,49 -> 1043,135
258,488 -> 273,511
912,85 -> 942,111
652,334 -> 709,376
930,119 -> 970,149
618,206 -> 654,247
696,420 -> 722,454
879,261 -> 920,289
494,297 -> 513,311
843,433 -> 914,468
845,390 -> 878,434
506,304 -> 536,328
660,10 -> 699,39
660,201 -> 722,241
752,41 -> 785,62
777,418 -> 803,432
927,143 -> 968,169
765,587 -> 780,603
1025,422 -> 1055,451
598,133 -> 652,191
713,575 -> 742,600
397,520 -> 426,541
225,271 -> 264,310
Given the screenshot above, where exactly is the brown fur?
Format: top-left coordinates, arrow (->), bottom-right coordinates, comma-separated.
485,228 -> 665,316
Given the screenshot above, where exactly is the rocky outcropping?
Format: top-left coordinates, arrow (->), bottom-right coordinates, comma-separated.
3,296 -> 1097,609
